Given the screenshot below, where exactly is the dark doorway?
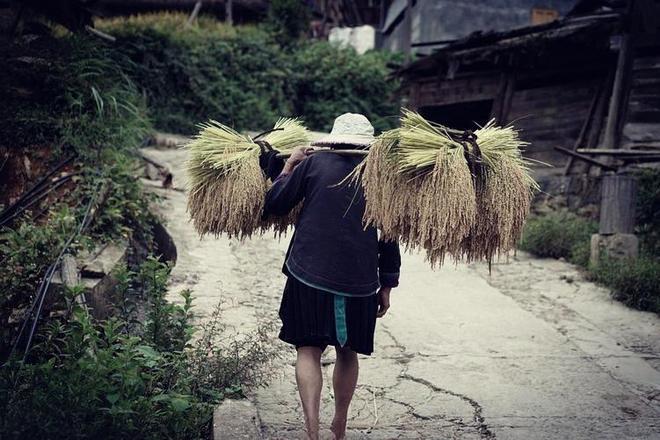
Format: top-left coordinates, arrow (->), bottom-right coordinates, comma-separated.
419,100 -> 494,131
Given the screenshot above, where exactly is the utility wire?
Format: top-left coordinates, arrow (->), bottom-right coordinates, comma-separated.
8,174 -> 100,363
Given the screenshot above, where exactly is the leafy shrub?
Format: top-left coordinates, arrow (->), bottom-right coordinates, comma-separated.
1,30 -> 159,356
187,305 -> 278,399
0,259 -> 279,440
289,42 -> 401,133
635,168 -> 660,256
1,313 -> 213,440
519,210 -> 597,266
96,12 -> 400,134
59,37 -> 151,158
101,21 -> 289,134
80,149 -> 158,243
139,257 -> 194,352
0,207 -> 86,355
590,256 -> 660,314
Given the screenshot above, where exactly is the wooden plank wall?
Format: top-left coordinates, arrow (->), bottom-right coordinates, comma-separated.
407,69 -> 606,173
412,73 -> 501,108
507,79 -> 601,169
622,53 -> 660,146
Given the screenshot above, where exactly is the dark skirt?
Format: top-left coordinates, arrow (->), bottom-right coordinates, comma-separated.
278,276 -> 378,356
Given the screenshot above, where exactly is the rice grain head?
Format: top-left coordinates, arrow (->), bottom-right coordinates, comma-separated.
186,148 -> 268,239
185,118 -> 311,238
417,148 -> 476,267
459,120 -> 536,262
357,110 -> 535,267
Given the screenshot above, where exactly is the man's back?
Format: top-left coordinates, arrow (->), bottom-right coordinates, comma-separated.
264,152 -> 381,296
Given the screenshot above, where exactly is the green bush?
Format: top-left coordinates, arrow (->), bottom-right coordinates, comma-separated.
0,31 -> 159,353
96,12 -> 400,134
101,17 -> 290,134
1,259 -> 278,440
289,42 -> 401,133
590,256 -> 660,314
0,207 -> 85,354
519,210 -> 597,266
1,22 -> 281,439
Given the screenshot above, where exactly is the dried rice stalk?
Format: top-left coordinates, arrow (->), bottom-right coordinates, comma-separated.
187,151 -> 267,239
263,201 -> 303,238
258,118 -> 311,234
352,131 -> 408,239
396,111 -> 476,266
459,120 -> 537,262
416,149 -> 476,267
355,110 -> 536,267
185,118 -> 310,238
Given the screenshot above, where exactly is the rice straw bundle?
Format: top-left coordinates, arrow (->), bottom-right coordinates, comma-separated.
185,118 -> 310,238
354,130 -> 410,240
398,111 -> 477,266
460,120 -> 538,262
355,109 -> 536,267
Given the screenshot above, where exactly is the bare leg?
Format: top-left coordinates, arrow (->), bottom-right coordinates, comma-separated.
331,346 -> 359,440
296,346 -> 323,440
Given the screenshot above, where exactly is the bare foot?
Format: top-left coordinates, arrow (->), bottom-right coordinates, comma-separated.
330,418 -> 347,440
304,425 -> 320,440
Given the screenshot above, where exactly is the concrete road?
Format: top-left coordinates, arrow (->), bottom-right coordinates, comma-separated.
145,145 -> 660,440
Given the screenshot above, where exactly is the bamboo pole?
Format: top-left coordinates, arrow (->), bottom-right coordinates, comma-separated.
276,149 -> 369,159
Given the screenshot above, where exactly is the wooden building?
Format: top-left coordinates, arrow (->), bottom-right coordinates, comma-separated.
378,0 -> 579,55
397,0 -> 660,194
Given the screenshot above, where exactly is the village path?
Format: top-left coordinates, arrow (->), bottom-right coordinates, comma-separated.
143,144 -> 660,440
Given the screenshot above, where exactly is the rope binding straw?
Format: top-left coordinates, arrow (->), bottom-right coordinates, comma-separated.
459,130 -> 486,192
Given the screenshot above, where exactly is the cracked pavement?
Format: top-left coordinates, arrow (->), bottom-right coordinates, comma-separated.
145,145 -> 660,439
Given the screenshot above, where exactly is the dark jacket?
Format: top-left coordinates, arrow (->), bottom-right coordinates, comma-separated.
262,152 -> 400,297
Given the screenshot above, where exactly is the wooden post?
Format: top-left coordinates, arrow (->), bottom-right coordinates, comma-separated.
61,254 -> 87,312
226,0 -> 233,25
563,78 -> 605,175
403,0 -> 413,61
586,69 -> 614,150
599,174 -> 637,234
601,3 -> 635,149
500,74 -> 516,124
591,173 -> 639,265
187,1 -> 203,27
490,72 -> 515,124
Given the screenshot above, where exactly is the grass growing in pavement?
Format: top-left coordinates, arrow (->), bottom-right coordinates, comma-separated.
519,209 -> 659,314
519,210 -> 597,267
